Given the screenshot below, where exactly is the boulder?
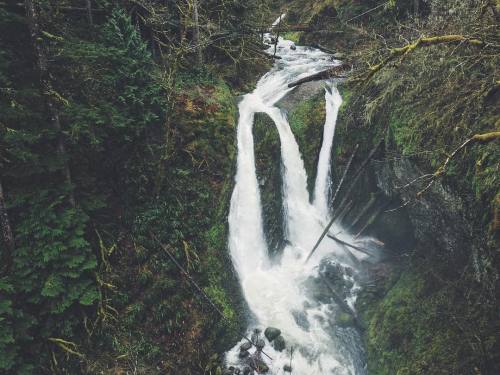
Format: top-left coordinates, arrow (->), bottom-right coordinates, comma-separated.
240,341 -> 252,351
255,338 -> 265,351
283,364 -> 292,372
272,335 -> 286,351
243,367 -> 253,375
251,328 -> 261,343
332,52 -> 345,60
264,327 -> 281,341
239,350 -> 250,359
290,44 -> 296,50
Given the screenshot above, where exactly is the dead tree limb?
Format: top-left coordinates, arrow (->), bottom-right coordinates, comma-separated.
327,234 -> 374,257
288,63 -> 351,88
331,139 -> 384,222
331,145 -> 360,208
416,131 -> 500,198
305,140 -> 382,263
312,44 -> 335,54
354,200 -> 393,239
0,178 -> 14,270
305,145 -> 359,263
350,194 -> 376,228
273,14 -> 283,57
85,0 -> 93,26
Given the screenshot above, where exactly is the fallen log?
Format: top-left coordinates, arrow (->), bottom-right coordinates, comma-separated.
288,63 -> 351,88
304,145 -> 359,263
327,234 -> 374,257
306,140 -> 385,264
312,44 -> 335,54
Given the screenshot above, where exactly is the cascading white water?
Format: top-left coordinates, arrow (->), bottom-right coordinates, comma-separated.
314,87 -> 343,218
227,18 -> 368,374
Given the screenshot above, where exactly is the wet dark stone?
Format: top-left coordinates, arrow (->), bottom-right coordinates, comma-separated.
264,327 -> 281,341
273,335 -> 286,351
292,310 -> 310,331
239,350 -> 250,359
255,338 -> 265,351
240,341 -> 252,351
251,328 -> 261,343
284,364 -> 292,372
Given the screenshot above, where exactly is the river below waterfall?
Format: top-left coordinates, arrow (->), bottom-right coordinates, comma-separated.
225,19 -> 375,375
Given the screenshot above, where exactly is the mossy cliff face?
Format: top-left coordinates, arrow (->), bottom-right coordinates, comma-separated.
251,83 -> 328,257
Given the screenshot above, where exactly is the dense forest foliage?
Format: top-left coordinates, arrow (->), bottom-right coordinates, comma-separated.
0,0 -> 273,373
1,0 -> 498,374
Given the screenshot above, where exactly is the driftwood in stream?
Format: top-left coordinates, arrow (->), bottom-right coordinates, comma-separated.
288,63 -> 351,88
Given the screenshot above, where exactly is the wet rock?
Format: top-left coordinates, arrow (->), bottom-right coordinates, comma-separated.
234,369 -> 241,375
223,369 -> 234,375
250,358 -> 269,373
284,364 -> 292,372
251,328 -> 261,343
332,52 -> 345,59
255,338 -> 265,351
292,309 -> 310,331
272,335 -> 286,351
243,366 -> 253,375
264,327 -> 281,341
290,44 -> 296,50
240,341 -> 252,351
239,350 -> 250,359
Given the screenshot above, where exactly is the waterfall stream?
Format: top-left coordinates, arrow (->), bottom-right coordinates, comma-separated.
226,20 -> 369,374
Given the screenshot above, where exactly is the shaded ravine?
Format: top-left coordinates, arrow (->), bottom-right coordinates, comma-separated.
226,21 -> 373,374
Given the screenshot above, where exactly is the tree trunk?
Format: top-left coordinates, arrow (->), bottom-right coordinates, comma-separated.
24,0 -> 75,207
0,178 -> 14,269
192,0 -> 202,65
85,0 -> 93,25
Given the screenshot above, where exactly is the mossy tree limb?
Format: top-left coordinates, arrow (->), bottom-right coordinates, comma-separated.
360,35 -> 487,82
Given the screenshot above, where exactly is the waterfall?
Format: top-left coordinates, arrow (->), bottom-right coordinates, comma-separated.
314,86 -> 343,218
226,25 -> 366,374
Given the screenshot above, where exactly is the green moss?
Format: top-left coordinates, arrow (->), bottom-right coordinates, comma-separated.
253,113 -> 284,253
288,93 -> 326,193
282,31 -> 302,43
357,266 -> 500,374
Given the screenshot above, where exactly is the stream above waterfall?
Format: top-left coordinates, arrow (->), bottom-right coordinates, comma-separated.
225,19 -> 381,375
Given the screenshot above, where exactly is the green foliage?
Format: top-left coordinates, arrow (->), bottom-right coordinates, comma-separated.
358,268 -> 500,374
